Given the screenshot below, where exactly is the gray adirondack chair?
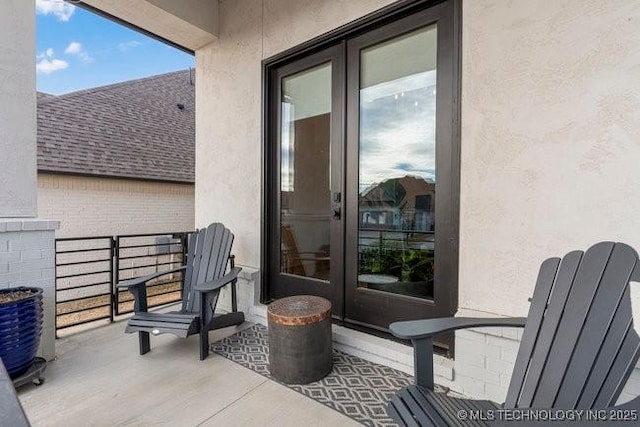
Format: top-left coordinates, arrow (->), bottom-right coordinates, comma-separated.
117,223 -> 244,360
388,242 -> 640,426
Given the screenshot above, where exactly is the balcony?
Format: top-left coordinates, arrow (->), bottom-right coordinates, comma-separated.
17,317 -> 360,426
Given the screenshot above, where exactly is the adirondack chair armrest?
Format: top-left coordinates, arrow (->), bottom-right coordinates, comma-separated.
194,267 -> 242,293
389,316 -> 527,340
390,317 -> 526,391
116,266 -> 187,290
116,266 -> 187,314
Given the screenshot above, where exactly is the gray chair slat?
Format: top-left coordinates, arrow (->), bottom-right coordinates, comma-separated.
451,396 -> 494,427
181,230 -> 197,307
131,314 -> 195,323
413,387 -> 453,427
389,395 -> 421,427
594,325 -> 640,408
125,325 -> 193,338
205,228 -> 223,282
207,225 -> 225,281
386,404 -> 405,427
136,311 -> 197,319
399,387 -> 439,427
424,391 -> 467,427
205,227 -> 229,281
185,228 -> 207,313
528,242 -> 615,407
578,305 -> 633,408
389,385 -> 501,427
128,319 -> 193,329
196,224 -> 218,286
515,251 -> 584,407
554,244 -> 638,408
197,225 -> 227,317
215,230 -> 234,279
504,256 -> 561,407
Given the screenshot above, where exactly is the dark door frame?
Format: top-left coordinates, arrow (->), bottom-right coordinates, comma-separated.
345,0 -> 458,336
265,44 -> 345,316
261,0 -> 461,344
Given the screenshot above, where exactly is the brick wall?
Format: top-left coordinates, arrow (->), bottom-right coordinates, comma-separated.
0,220 -> 59,361
452,328 -> 640,405
38,173 -> 195,238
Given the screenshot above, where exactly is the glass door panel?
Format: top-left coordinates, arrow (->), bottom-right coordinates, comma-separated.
345,1 -> 456,336
267,44 -> 344,314
358,25 -> 437,299
280,63 -> 332,281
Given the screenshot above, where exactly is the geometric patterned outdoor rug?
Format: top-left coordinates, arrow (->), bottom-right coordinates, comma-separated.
211,324 -> 413,427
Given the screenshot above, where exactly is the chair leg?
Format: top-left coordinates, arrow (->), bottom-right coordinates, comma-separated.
199,329 -> 209,361
139,331 -> 150,355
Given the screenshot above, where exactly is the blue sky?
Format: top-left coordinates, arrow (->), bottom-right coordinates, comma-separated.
36,0 -> 195,95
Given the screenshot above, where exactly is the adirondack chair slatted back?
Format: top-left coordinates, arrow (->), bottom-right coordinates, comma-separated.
181,223 -> 234,313
505,242 -> 640,410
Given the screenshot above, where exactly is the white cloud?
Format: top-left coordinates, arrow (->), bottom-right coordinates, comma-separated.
64,41 -> 81,55
36,0 -> 76,22
64,41 -> 93,63
118,40 -> 143,53
359,71 -> 437,192
37,58 -> 69,74
37,47 -> 69,74
37,48 -> 55,60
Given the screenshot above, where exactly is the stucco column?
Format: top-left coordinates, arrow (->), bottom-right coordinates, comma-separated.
0,0 -> 58,361
0,0 -> 37,218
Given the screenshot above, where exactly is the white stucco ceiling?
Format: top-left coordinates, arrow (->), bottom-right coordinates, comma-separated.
81,0 -> 218,51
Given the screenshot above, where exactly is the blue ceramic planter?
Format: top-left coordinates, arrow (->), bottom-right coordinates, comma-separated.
0,287 -> 43,378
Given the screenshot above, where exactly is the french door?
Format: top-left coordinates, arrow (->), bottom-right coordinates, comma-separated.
265,0 -> 458,345
266,45 -> 345,317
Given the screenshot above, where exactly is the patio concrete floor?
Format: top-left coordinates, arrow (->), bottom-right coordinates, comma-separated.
18,319 -> 360,427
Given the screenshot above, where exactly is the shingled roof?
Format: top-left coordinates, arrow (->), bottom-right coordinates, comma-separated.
37,70 -> 195,183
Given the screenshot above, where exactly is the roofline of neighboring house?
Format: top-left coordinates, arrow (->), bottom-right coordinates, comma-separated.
37,169 -> 195,186
37,69 -> 194,105
75,1 -> 195,56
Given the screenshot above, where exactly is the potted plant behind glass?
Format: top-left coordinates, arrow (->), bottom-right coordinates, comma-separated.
0,287 -> 44,378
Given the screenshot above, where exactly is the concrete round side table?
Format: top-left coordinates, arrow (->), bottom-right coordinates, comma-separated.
267,295 -> 332,384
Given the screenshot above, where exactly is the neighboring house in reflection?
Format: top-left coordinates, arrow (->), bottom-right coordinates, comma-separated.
360,175 -> 435,232
36,70 -> 195,237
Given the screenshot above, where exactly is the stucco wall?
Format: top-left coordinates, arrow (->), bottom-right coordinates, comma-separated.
459,0 -> 640,317
38,174 -> 194,238
0,0 -> 37,217
197,0 -> 640,319
195,0 -> 395,267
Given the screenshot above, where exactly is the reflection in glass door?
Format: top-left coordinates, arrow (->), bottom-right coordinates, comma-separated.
357,25 -> 437,300
345,1 -> 457,336
280,63 -> 332,281
267,45 -> 344,313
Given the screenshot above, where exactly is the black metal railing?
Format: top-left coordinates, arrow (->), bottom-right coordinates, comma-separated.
114,233 -> 188,316
54,232 -> 190,336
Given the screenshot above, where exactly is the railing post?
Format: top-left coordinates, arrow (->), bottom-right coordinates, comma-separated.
114,235 -> 120,316
109,236 -> 115,323
54,238 -> 58,339
181,232 -> 188,294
